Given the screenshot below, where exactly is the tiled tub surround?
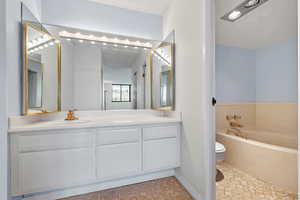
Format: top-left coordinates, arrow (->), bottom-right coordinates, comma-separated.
216,103 -> 298,193
216,103 -> 298,147
8,110 -> 182,200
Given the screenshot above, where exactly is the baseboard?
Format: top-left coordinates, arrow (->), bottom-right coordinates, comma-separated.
175,173 -> 203,200
21,169 -> 175,200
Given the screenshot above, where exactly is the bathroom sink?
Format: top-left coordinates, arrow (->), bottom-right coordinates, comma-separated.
111,120 -> 135,123
39,120 -> 93,126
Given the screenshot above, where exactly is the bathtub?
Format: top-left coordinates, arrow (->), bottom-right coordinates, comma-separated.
217,130 -> 298,193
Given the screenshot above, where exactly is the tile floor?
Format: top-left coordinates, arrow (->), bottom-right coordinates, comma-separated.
59,162 -> 298,200
59,177 -> 193,200
217,162 -> 298,200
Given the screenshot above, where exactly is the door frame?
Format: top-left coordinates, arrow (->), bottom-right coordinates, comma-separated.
297,0 -> 300,195
203,0 -> 216,199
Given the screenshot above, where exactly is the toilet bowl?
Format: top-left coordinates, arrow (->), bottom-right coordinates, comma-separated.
216,142 -> 226,162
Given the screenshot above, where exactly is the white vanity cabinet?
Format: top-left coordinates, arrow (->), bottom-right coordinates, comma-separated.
10,130 -> 95,195
143,125 -> 180,172
10,123 -> 181,197
95,128 -> 142,180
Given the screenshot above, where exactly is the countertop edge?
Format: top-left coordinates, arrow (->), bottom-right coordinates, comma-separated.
8,119 -> 182,134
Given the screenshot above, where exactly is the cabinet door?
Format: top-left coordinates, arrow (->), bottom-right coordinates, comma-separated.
19,148 -> 94,194
96,142 -> 141,180
143,138 -> 179,172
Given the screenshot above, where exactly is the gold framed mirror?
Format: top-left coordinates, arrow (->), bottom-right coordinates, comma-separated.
150,42 -> 175,111
23,23 -> 61,116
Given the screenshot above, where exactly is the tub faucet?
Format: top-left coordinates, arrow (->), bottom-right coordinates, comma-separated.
226,116 -> 246,138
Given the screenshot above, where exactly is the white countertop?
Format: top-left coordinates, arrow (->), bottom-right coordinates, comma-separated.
9,110 -> 182,133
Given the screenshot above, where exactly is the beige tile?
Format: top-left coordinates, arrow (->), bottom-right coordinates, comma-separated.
256,103 -> 298,136
217,162 -> 298,200
216,103 -> 256,131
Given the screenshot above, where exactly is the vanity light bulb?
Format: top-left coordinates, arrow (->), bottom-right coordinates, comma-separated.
32,39 -> 37,44
101,36 -> 108,41
60,31 -> 68,35
228,10 -> 242,20
43,34 -> 49,40
124,39 -> 130,44
114,44 -> 118,47
49,42 -> 54,46
79,40 -> 83,43
102,42 -> 107,46
39,46 -> 44,50
66,38 -> 71,41
134,46 -> 138,49
91,41 -> 95,44
44,44 -> 49,48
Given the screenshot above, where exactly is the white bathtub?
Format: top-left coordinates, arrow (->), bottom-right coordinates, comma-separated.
217,130 -> 298,193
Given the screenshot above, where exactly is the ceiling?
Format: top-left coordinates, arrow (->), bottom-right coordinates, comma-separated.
216,0 -> 297,49
88,0 -> 173,15
102,47 -> 144,69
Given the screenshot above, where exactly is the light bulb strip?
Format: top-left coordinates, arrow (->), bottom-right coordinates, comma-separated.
61,36 -> 152,50
27,39 -> 58,54
28,38 -> 58,50
59,31 -> 153,49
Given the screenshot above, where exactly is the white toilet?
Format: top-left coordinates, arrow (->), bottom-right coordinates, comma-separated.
216,142 -> 226,162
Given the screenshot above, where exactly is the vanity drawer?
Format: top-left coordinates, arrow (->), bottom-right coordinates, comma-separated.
143,125 -> 179,141
96,128 -> 140,146
18,131 -> 94,153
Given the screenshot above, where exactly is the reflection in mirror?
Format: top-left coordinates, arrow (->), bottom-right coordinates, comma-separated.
44,24 -> 169,111
151,38 -> 175,110
23,23 -> 61,115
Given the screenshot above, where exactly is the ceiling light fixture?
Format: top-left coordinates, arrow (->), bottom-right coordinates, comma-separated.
228,10 -> 242,20
244,0 -> 260,8
221,0 -> 269,22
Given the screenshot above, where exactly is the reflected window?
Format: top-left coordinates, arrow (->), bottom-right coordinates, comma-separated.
112,84 -> 131,102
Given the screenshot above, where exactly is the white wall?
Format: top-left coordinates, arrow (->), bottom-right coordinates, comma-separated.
42,45 -> 59,111
131,52 -> 147,109
0,0 -> 8,199
163,0 -> 214,199
6,0 -> 22,116
21,0 -> 42,21
41,0 -> 163,40
61,42 -> 74,111
73,44 -> 102,110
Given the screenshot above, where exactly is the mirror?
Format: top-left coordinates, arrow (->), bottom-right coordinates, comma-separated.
150,34 -> 175,110
23,23 -> 61,115
42,24 -> 176,111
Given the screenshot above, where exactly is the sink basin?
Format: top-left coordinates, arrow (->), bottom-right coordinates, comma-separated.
38,120 -> 93,126
111,120 -> 134,123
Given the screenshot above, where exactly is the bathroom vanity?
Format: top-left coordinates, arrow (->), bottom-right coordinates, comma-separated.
9,111 -> 181,198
